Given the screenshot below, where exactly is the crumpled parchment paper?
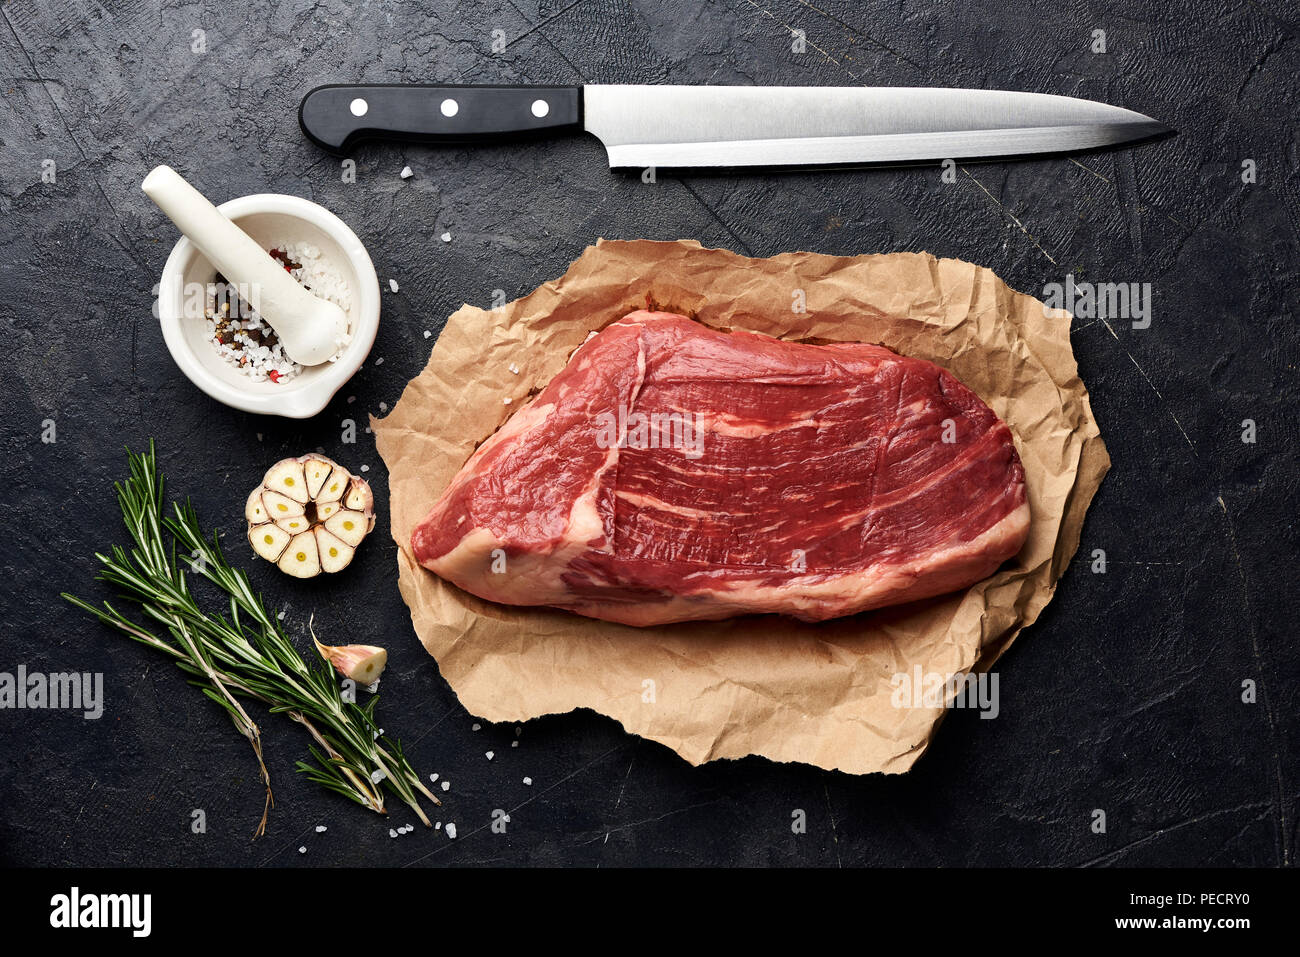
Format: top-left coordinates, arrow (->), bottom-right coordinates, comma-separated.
373,239 -> 1108,775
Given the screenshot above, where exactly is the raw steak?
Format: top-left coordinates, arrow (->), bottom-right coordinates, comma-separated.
412,311 -> 1030,626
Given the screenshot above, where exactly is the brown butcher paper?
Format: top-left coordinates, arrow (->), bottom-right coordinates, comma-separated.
373,239 -> 1108,775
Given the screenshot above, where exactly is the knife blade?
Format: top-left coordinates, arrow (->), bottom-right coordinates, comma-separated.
299,83 -> 1170,167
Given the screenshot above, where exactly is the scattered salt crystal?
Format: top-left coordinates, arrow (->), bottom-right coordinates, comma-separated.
523,776 -> 532,786
423,330 -> 431,338
389,279 -> 399,292
379,401 -> 388,412
441,780 -> 450,791
503,397 -> 512,405
375,356 -> 384,365
365,680 -> 380,693
441,231 -> 452,243
511,740 -> 518,748
315,825 -> 327,833
429,773 -> 439,783
347,395 -> 356,404
508,363 -> 519,375
277,611 -> 285,620
389,828 -> 398,838
400,166 -> 413,179
485,751 -> 494,761
299,846 -> 307,854
446,823 -> 457,839
515,726 -> 522,736
256,432 -> 263,441
370,768 -> 387,784
472,723 -> 481,731
360,465 -> 370,472
435,822 -> 442,830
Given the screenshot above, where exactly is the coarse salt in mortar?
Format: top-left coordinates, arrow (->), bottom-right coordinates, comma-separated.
205,240 -> 353,384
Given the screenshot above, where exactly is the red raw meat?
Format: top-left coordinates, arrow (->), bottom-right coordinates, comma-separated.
412,311 -> 1030,626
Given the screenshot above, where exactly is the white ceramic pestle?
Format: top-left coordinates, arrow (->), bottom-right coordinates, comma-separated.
142,165 -> 348,366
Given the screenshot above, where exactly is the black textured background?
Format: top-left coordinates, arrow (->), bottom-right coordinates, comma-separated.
1,0 -> 1296,868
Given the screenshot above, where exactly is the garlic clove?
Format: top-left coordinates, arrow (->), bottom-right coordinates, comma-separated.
277,530 -> 321,578
315,472 -> 347,505
245,488 -> 268,524
250,522 -> 292,562
325,509 -> 368,546
262,489 -> 305,519
265,459 -> 310,504
317,500 -> 342,521
314,527 -> 354,574
314,639 -> 388,684
276,515 -> 311,536
302,456 -> 336,499
344,477 -> 374,515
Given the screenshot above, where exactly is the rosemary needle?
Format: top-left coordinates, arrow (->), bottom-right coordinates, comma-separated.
64,442 -> 438,838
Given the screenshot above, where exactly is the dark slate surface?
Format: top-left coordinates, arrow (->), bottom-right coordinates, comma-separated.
0,0 -> 1296,868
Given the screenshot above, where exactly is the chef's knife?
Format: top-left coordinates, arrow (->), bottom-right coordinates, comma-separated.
299,84 -> 1170,167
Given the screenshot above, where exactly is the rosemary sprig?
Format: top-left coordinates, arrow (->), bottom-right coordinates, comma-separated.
63,442 -> 438,837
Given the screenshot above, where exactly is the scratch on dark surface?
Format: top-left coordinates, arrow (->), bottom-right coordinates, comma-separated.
406,702 -> 459,748
1112,673 -> 1200,725
614,750 -> 635,809
1075,800 -> 1272,867
60,779 -> 97,852
1203,806 -> 1275,864
1068,157 -> 1112,186
445,0 -> 591,82
108,664 -> 154,750
788,0 -> 928,72
504,0 -> 590,83
736,0 -> 860,79
503,0 -> 590,54
677,178 -> 755,256
1241,0 -> 1298,35
0,4 -> 150,383
597,746 -> 637,852
1114,150 -> 1145,263
257,823 -> 320,867
1067,159 -> 1193,232
1070,317 -> 1106,334
823,781 -> 842,867
1234,32 -> 1283,98
1078,643 -> 1134,698
1099,317 -> 1197,456
1217,493 -> 1289,866
959,168 -> 1059,265
399,744 -> 624,866
584,798 -> 720,845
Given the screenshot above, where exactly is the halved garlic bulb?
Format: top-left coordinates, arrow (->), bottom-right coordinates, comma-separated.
246,454 -> 375,577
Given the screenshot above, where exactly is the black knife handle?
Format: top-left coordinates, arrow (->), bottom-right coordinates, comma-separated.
299,84 -> 583,154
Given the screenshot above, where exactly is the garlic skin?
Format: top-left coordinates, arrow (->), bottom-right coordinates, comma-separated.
246,455 -> 375,577
315,640 -> 388,684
